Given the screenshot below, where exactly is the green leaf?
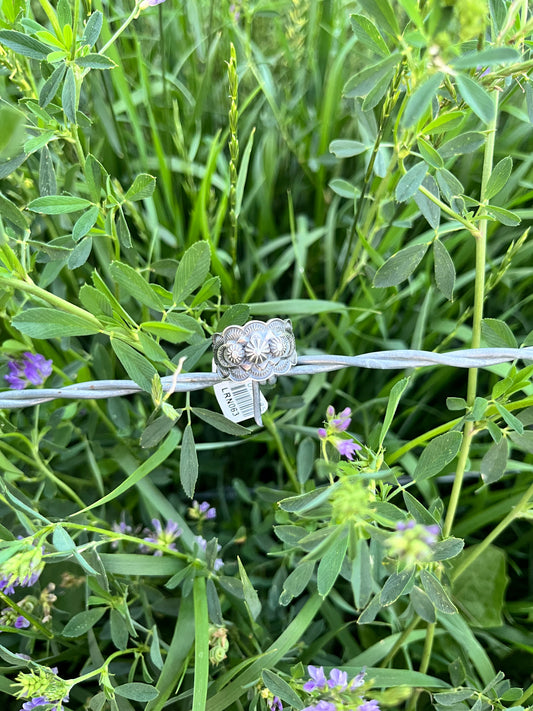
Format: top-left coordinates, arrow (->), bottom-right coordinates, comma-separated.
483,156 -> 512,201
455,74 -> 495,124
414,431 -> 462,482
62,608 -> 106,637
248,299 -> 347,316
115,683 -> 159,702
52,526 -> 77,552
317,529 -> 348,598
78,429 -> 180,513
481,318 -> 517,348
72,205 -> 99,242
439,614 -> 494,685
350,14 -> 389,56
110,608 -> 129,650
12,308 -> 100,338
480,433 -> 508,485
110,261 -> 164,311
452,545 -> 508,626
436,168 -> 464,202
115,207 -> 132,248
434,691 -> 475,705
0,191 -> 27,232
262,670 -> 304,711
68,236 -> 92,269
410,585 -> 436,623
420,569 -> 456,613
432,537 -> 464,561
417,137 -> 443,169
140,415 -> 177,449
192,576 -> 209,711
111,338 -> 157,392
440,132 -> 485,159
329,139 -> 368,158
62,66 -> 76,123
79,284 -> 113,317
75,53 -> 116,69
380,568 -> 413,605
194,408 -> 251,436
85,154 -> 106,201
414,175 -> 440,228
81,11 -> 103,46
238,556 -> 261,620
484,205 -> 520,226
217,303 -> 251,331
379,377 -> 410,447
433,239 -> 455,301
362,67 -> 396,110
173,241 -> 211,303
39,62 -> 66,108
357,0 -> 399,36
180,423 -> 198,498
402,73 -> 443,128
296,437 -> 315,486
145,594 -> 195,711
373,243 -> 428,288
280,561 -> 315,605
28,195 -> 93,214
343,53 -> 400,98
0,30 -> 51,59
205,595 -> 322,711
125,173 -> 156,201
351,539 -> 373,609
452,47 -> 520,69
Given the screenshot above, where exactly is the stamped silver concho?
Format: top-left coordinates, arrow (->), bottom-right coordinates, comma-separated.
212,318 -> 297,382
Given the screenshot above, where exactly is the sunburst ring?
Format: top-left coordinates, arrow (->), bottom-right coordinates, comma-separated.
212,318 -> 297,382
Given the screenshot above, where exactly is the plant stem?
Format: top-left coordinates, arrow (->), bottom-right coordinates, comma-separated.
0,275 -> 102,328
452,480 -> 533,581
442,90 -> 500,538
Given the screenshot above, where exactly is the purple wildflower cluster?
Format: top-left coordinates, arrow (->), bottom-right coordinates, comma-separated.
4,353 -> 52,390
189,500 -> 217,521
141,519 -> 182,556
318,407 -> 362,461
0,541 -> 44,596
268,697 -> 283,711
386,519 -> 441,565
301,666 -> 378,711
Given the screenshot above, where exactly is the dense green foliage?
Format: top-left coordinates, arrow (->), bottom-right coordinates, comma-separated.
0,0 -> 533,709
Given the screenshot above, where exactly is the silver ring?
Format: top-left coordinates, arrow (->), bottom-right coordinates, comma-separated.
212,318 -> 297,382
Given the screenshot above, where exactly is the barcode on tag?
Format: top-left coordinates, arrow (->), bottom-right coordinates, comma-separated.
213,380 -> 268,423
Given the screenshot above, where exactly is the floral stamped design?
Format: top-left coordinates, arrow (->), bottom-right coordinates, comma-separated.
212,318 -> 297,382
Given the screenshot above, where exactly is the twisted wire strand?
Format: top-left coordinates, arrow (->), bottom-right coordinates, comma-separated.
1,347 -> 532,410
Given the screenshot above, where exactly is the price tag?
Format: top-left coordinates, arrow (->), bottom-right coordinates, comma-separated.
212,364 -> 268,423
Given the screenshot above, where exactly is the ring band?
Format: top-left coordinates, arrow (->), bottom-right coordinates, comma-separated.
212,318 -> 297,382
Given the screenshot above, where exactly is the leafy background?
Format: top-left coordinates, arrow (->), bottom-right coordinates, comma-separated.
0,0 -> 533,709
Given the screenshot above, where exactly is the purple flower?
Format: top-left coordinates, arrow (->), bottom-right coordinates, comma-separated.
142,519 -> 181,555
5,353 -> 52,390
303,665 -> 327,692
269,697 -> 283,711
350,669 -> 366,690
335,440 -> 361,460
15,615 -> 30,628
306,702 -> 336,711
318,428 -> 327,439
331,407 -> 352,432
192,500 -> 217,520
139,0 -> 165,8
327,668 -> 347,691
21,697 -> 50,711
422,524 -> 440,544
359,701 -> 380,711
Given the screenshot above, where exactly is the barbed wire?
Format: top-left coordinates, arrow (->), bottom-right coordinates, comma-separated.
1,347 -> 532,410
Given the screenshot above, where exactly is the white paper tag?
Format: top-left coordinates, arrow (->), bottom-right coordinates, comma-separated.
213,371 -> 268,423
